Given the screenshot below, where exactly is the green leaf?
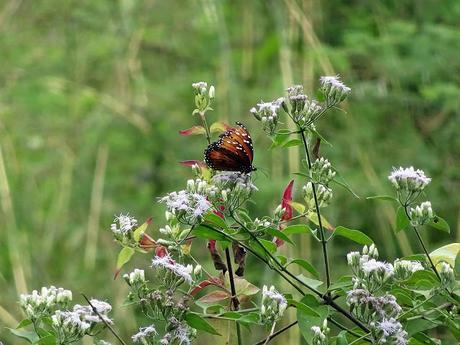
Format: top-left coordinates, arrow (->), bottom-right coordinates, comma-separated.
281,138 -> 302,148
455,251 -> 460,279
297,295 -> 329,345
185,313 -> 221,336
289,201 -> 306,214
283,224 -> 311,236
286,259 -> 320,279
296,274 -> 323,289
430,243 -> 460,267
16,319 -> 32,329
197,291 -> 229,304
8,328 -> 39,343
133,218 -> 152,241
336,331 -> 349,345
366,195 -> 398,202
237,312 -> 260,325
405,270 -> 439,290
327,276 -> 353,292
116,247 -> 135,270
193,225 -> 229,241
35,335 -> 57,345
204,212 -> 228,230
427,216 -> 450,233
266,228 -> 294,245
209,122 -> 229,133
288,299 -> 320,317
333,226 -> 373,245
258,239 -> 277,254
396,206 -> 410,232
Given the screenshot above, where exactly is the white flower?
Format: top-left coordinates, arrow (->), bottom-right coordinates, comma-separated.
250,98 -> 284,135
159,189 -> 211,225
374,318 -> 408,345
261,285 -> 287,323
388,166 -> 431,192
132,325 -> 158,343
393,259 -> 423,280
19,286 -> 73,318
362,259 -> 394,276
111,213 -> 138,235
125,269 -> 146,286
347,251 -> 361,267
320,75 -> 351,103
152,255 -> 193,284
439,262 -> 455,289
409,201 -> 434,226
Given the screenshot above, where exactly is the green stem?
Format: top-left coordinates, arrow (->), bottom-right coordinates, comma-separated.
224,247 -> 243,345
200,112 -> 212,145
403,206 -> 442,283
299,129 -> 331,289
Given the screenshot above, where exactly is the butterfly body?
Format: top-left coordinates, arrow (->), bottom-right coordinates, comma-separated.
204,122 -> 255,174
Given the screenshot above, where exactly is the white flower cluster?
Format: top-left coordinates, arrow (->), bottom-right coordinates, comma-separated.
19,286 -> 72,319
393,259 -> 424,281
388,166 -> 431,193
250,98 -> 285,135
123,268 -> 146,287
438,262 -> 455,290
347,245 -> 393,292
261,285 -> 287,325
159,179 -> 213,225
51,300 -> 112,340
132,325 -> 158,343
192,81 -> 215,112
110,213 -> 139,244
347,289 -> 402,319
409,201 -> 433,226
319,75 -> 351,104
303,182 -> 333,210
151,255 -> 194,284
160,318 -> 196,345
311,320 -> 329,345
372,318 -> 408,345
286,85 -> 323,125
253,217 -> 271,229
210,171 -> 258,211
311,157 -> 336,185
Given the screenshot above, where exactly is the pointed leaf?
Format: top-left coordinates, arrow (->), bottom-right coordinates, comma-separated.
116,246 -> 135,274
133,217 -> 152,241
281,180 -> 294,221
185,313 -> 221,335
289,201 -> 306,214
179,126 -> 206,136
8,328 -> 39,343
396,206 -> 410,232
427,216 -> 450,233
366,195 -> 398,202
210,122 -> 231,133
287,259 -> 320,279
281,138 -> 302,147
282,224 -> 311,236
197,291 -> 230,304
333,226 -> 373,245
267,228 -> 294,245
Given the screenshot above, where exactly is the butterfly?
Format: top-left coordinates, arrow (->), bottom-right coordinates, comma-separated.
204,122 -> 255,174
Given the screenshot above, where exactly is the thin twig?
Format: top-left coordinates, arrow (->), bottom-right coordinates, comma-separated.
82,294 -> 128,345
254,321 -> 297,345
224,247 -> 243,345
299,129 -> 331,288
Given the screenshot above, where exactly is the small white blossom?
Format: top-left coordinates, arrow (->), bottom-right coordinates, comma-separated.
159,190 -> 211,225
250,98 -> 285,135
374,318 -> 408,345
388,166 -> 431,193
439,262 -> 455,289
111,213 -> 138,235
362,259 -> 394,276
152,255 -> 193,284
132,325 -> 158,343
19,286 -> 73,319
393,260 -> 424,280
261,285 -> 287,324
320,75 -> 351,103
311,157 -> 336,184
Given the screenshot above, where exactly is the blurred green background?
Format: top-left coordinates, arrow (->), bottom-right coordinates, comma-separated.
1,0 -> 459,343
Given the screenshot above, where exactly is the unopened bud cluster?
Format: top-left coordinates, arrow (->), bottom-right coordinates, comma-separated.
393,259 -> 424,281
286,85 -> 323,126
250,98 -> 285,135
123,269 -> 146,288
260,285 -> 287,325
409,201 -> 433,226
192,81 -> 215,113
311,157 -> 336,185
311,320 -> 330,345
19,286 -> 72,319
319,75 -> 351,105
210,172 -> 258,213
303,182 -> 333,210
438,262 -> 455,290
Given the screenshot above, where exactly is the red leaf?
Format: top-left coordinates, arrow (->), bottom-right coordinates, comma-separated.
198,290 -> 230,303
155,246 -> 168,257
190,277 -> 224,296
139,233 -> 156,251
275,180 -> 294,247
179,126 -> 206,136
179,160 -> 205,167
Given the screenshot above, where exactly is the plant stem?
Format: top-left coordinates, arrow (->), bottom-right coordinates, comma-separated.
200,112 -> 212,145
199,223 -> 369,333
299,129 -> 331,289
82,294 -> 128,345
254,321 -> 296,345
403,206 -> 442,283
263,322 -> 277,345
224,247 -> 243,345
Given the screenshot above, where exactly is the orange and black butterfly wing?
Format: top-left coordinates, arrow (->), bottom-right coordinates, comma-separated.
204,123 -> 254,173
